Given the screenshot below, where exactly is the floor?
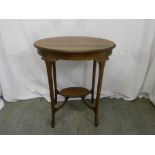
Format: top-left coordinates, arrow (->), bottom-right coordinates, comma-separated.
0,97 -> 155,135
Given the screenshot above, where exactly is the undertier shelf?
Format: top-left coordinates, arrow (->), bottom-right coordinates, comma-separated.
59,87 -> 90,98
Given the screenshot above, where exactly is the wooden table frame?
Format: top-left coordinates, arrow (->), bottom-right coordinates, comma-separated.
38,49 -> 112,128
34,36 -> 115,128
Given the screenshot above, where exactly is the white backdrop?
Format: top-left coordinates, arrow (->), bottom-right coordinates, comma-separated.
0,19 -> 155,110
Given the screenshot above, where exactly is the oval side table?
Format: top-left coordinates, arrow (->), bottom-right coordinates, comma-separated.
34,36 -> 116,128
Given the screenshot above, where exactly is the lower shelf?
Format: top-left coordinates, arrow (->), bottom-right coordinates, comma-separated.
59,87 -> 90,98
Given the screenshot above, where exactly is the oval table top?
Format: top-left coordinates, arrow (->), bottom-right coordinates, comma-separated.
34,36 -> 116,53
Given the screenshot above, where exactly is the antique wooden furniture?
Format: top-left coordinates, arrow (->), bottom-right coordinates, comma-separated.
34,36 -> 116,128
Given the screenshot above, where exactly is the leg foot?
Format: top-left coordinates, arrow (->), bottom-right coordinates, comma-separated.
95,113 -> 99,127
51,115 -> 55,128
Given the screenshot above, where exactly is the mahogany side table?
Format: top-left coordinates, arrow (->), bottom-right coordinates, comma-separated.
34,36 -> 116,128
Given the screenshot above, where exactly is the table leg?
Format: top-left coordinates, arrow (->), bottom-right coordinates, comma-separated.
53,62 -> 57,104
91,60 -> 97,104
45,60 -> 56,128
95,61 -> 105,126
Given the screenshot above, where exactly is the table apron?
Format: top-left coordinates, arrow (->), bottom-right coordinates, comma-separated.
38,49 -> 112,62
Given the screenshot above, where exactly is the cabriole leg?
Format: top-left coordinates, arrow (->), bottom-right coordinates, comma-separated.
91,60 -> 97,104
53,62 -> 57,104
95,61 -> 105,127
45,60 -> 56,128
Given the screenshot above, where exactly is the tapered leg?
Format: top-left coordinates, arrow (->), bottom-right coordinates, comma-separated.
95,61 -> 105,126
53,62 -> 57,104
91,60 -> 97,104
45,60 -> 56,128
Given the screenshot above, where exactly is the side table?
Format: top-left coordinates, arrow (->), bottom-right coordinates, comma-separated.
34,36 -> 116,128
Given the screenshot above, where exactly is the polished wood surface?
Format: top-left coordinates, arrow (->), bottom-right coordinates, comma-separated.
34,36 -> 116,53
60,87 -> 90,98
34,36 -> 116,128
